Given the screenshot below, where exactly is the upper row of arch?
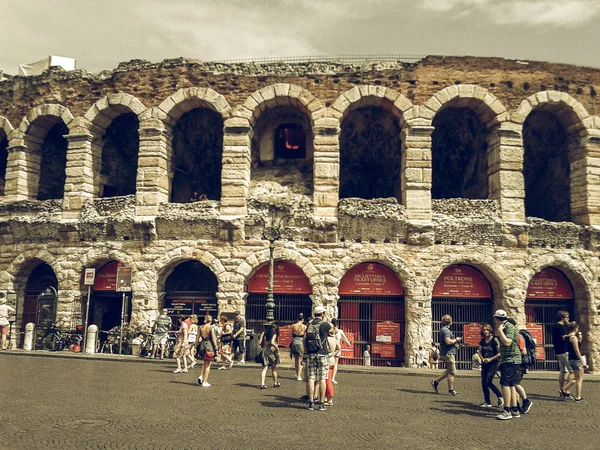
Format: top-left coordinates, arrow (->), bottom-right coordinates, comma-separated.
2,84 -> 600,141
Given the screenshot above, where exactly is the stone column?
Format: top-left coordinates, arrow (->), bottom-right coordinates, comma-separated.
63,132 -> 100,218
221,118 -> 251,217
136,120 -> 171,216
313,119 -> 340,219
55,290 -> 82,329
488,122 -> 526,223
571,131 -> 600,225
401,126 -> 433,222
217,291 -> 247,316
4,139 -> 41,201
404,290 -> 433,368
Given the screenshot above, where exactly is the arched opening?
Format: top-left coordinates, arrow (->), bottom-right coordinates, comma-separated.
246,261 -> 313,336
22,262 -> 58,330
431,108 -> 488,199
251,106 -> 314,197
100,113 -> 139,198
338,262 -> 405,367
525,267 -> 574,371
0,131 -> 8,196
37,122 -> 68,200
431,264 -> 493,370
523,110 -> 571,222
163,260 -> 218,320
89,261 -> 132,332
171,108 -> 223,203
339,107 -> 402,201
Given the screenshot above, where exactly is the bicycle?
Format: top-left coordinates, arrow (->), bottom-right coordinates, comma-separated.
41,325 -> 83,352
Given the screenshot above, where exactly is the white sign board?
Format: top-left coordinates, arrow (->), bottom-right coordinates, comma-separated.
84,268 -> 96,286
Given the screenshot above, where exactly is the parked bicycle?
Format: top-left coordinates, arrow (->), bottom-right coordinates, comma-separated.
41,324 -> 83,352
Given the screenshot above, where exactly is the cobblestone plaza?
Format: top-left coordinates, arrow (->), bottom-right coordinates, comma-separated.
1,353 -> 598,449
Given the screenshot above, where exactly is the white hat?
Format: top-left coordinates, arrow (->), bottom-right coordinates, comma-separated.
494,309 -> 508,319
314,305 -> 326,315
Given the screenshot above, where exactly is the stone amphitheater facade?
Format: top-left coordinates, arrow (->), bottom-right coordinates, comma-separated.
0,56 -> 599,369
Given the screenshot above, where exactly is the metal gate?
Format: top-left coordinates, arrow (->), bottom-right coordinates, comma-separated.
338,296 -> 405,367
525,299 -> 574,371
246,293 -> 313,334
432,297 -> 493,370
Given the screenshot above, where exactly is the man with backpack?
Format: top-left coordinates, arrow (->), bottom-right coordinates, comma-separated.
303,305 -> 331,411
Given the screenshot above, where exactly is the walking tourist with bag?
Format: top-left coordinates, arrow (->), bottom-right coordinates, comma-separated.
197,315 -> 219,387
258,323 -> 280,389
304,305 -> 331,411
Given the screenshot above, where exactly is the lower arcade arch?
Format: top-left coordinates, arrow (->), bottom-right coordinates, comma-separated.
23,262 -> 58,330
431,265 -> 493,370
89,261 -> 132,333
338,262 -> 405,367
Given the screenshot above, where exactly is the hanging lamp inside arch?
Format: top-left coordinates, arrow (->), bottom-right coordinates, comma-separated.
338,262 -> 404,296
247,261 -> 312,294
433,264 -> 491,298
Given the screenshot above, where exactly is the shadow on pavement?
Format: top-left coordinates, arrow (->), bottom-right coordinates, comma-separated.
234,382 -> 261,389
398,388 -> 438,395
429,406 -> 494,418
528,393 -> 564,402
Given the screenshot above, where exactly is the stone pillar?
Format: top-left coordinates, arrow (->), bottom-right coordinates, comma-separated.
63,132 -> 100,218
4,140 -> 41,201
404,291 -> 433,368
217,291 -> 247,317
496,288 -> 526,329
313,119 -> 340,219
571,131 -> 600,225
402,126 -> 433,222
488,123 -> 526,223
136,120 -> 171,216
221,118 -> 251,217
55,290 -> 82,329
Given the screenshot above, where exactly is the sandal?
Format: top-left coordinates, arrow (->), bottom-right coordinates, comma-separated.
273,383 -> 281,388
259,385 -> 267,390
324,401 -> 333,406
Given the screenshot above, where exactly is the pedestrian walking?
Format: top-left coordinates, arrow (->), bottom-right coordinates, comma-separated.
149,308 -> 171,359
494,309 -> 532,420
218,315 -> 233,370
431,314 -> 461,396
290,313 -> 307,381
330,318 -> 350,384
304,305 -> 332,411
553,310 -> 575,399
173,315 -> 189,374
258,323 -> 280,389
561,322 -> 589,402
197,315 -> 218,387
231,311 -> 246,364
476,324 -> 503,408
186,315 -> 198,369
325,328 -> 341,406
0,295 -> 15,350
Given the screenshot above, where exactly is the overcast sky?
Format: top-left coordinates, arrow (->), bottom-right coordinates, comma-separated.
1,0 -> 599,74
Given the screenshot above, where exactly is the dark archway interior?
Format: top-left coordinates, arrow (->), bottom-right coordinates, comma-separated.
38,122 -> 68,200
25,262 -> 58,292
431,107 -> 488,199
171,108 -> 223,203
100,113 -> 139,198
339,106 -> 402,200
165,260 -> 218,292
0,133 -> 7,196
523,111 -> 571,222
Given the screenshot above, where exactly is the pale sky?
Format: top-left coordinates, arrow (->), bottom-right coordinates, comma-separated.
1,0 -> 599,75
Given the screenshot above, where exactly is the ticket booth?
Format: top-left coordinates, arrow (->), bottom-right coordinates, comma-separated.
432,265 -> 493,370
338,262 -> 405,367
525,267 -> 574,371
90,261 -> 132,332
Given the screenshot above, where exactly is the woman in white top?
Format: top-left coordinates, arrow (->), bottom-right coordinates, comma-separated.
186,315 -> 199,368
0,297 -> 15,350
331,318 -> 350,384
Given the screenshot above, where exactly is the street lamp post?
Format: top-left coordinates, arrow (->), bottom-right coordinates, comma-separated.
262,214 -> 291,324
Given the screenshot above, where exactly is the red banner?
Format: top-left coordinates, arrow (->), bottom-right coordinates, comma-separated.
339,263 -> 404,296
526,268 -> 573,299
93,261 -> 122,291
536,346 -> 545,361
340,331 -> 354,358
278,325 -> 293,348
463,323 -> 484,346
433,265 -> 491,298
247,261 -> 312,294
372,343 -> 396,358
376,321 -> 401,343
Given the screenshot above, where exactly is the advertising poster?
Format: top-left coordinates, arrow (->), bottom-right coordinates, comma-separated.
372,343 -> 395,358
278,325 -> 293,348
463,323 -> 484,346
376,321 -> 401,343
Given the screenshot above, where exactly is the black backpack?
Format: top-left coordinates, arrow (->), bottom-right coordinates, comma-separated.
305,321 -> 323,354
519,329 -> 537,367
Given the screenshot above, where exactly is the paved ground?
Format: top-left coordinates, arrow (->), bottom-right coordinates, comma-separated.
1,353 -> 599,450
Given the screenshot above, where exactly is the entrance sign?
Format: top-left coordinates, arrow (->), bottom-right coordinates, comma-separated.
373,343 -> 395,358
94,261 -> 121,291
115,267 -> 132,293
463,323 -> 484,346
247,261 -> 312,294
84,268 -> 96,286
375,321 -> 401,343
536,346 -> 546,361
526,323 -> 544,346
278,325 -> 293,348
168,299 -> 193,315
340,331 -> 355,358
526,268 -> 573,299
433,265 -> 491,298
339,263 -> 404,296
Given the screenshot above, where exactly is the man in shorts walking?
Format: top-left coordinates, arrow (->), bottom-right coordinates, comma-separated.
149,308 -> 171,359
494,309 -> 532,420
431,314 -> 461,396
553,310 -> 574,399
304,305 -> 331,411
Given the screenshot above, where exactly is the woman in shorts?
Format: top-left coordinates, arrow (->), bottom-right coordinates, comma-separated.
561,322 -> 589,402
259,323 -> 280,389
218,315 -> 234,370
197,315 -> 219,387
290,314 -> 306,380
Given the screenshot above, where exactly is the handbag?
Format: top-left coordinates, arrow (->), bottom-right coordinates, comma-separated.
204,351 -> 215,361
254,352 -> 264,364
